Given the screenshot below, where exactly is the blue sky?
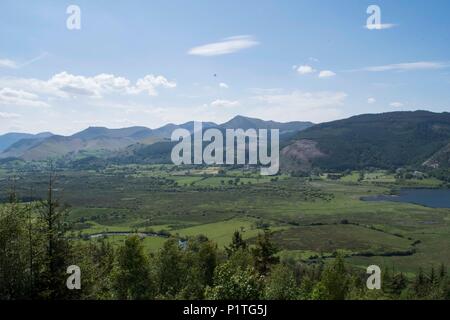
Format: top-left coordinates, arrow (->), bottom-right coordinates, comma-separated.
1,0 -> 450,134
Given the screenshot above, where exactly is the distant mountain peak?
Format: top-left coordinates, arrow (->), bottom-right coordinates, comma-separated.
0,131 -> 55,152
0,115 -> 314,161
72,126 -> 153,140
221,115 -> 314,132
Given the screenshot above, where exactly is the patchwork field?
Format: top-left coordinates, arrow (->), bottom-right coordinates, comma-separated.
271,224 -> 413,254
1,166 -> 449,273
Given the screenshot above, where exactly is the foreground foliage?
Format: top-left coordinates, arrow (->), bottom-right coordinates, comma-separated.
1,196 -> 449,300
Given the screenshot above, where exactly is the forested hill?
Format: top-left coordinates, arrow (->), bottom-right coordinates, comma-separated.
282,111 -> 450,171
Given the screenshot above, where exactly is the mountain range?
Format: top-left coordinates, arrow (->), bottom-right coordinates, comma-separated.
1,111 -> 449,171
0,116 -> 313,162
0,132 -> 53,152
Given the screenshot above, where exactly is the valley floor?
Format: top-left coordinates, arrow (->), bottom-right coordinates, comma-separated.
1,164 -> 449,274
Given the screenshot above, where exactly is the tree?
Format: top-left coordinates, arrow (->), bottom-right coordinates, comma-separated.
311,253 -> 349,300
389,272 -> 408,296
225,231 -> 247,257
179,235 -> 218,299
69,240 -> 116,300
412,267 -> 428,298
438,263 -> 447,279
113,236 -> 154,299
251,230 -> 279,276
155,238 -> 186,298
206,261 -> 262,300
358,171 -> 365,182
36,171 -> 72,299
0,193 -> 29,299
264,264 -> 298,300
92,240 -> 116,299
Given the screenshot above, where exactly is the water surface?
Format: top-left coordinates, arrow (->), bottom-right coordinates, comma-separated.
362,189 -> 450,208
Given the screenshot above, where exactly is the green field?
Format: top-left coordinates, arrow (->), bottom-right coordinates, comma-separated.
174,218 -> 289,247
91,234 -> 168,252
1,165 -> 449,273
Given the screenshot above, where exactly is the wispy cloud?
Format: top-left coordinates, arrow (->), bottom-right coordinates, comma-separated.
365,23 -> 397,30
0,53 -> 49,69
188,35 -> 259,56
368,97 -> 376,104
360,61 -> 449,72
249,90 -> 347,123
0,88 -> 49,107
0,59 -> 18,69
247,88 -> 284,95
0,111 -> 21,119
219,82 -> 229,89
210,99 -> 240,108
253,90 -> 347,109
18,52 -> 49,68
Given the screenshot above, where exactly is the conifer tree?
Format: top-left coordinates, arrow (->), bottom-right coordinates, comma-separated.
113,236 -> 154,300
251,230 -> 279,276
36,170 -> 71,299
225,231 -> 247,257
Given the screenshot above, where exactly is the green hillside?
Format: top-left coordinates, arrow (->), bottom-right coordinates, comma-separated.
283,111 -> 450,171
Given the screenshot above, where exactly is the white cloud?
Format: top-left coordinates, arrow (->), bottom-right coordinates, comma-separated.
48,72 -> 131,97
296,65 -> 316,75
219,82 -> 229,89
362,61 -> 448,72
367,97 -> 376,104
210,99 -> 240,108
128,75 -> 177,96
248,88 -> 284,96
249,90 -> 347,123
318,70 -> 336,78
254,90 -> 347,109
0,77 -> 63,97
0,88 -> 49,107
188,35 -> 259,56
0,111 -> 21,119
365,23 -> 397,30
0,59 -> 17,69
0,72 -> 177,100
390,102 -> 404,108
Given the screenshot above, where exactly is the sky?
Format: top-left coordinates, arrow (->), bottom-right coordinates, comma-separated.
1,0 -> 450,135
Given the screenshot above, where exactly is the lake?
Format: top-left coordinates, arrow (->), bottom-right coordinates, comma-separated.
361,188 -> 450,208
